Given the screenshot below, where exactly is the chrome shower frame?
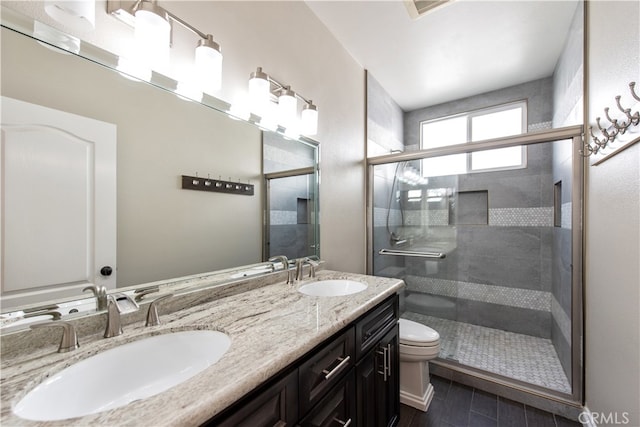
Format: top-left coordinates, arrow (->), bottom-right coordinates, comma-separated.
366,125 -> 585,419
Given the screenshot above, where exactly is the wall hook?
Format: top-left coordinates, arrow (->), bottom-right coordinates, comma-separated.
583,81 -> 640,158
630,82 -> 640,102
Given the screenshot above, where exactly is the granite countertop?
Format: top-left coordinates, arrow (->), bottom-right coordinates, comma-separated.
0,270 -> 404,426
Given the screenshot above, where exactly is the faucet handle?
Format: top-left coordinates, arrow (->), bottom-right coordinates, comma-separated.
30,321 -> 79,353
104,295 -> 123,338
145,294 -> 174,327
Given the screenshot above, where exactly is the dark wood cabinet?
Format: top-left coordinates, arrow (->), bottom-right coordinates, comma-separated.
356,325 -> 399,427
206,295 -> 399,427
299,328 -> 355,414
299,371 -> 357,427
211,369 -> 298,427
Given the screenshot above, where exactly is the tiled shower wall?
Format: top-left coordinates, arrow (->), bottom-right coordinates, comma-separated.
401,141 -> 557,339
369,71 -> 575,380
264,132 -> 316,260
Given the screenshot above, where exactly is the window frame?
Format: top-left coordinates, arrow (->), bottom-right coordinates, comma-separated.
419,100 -> 528,175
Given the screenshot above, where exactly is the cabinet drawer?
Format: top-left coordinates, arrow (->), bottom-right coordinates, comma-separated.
299,328 -> 355,414
212,369 -> 298,427
299,370 -> 356,427
355,295 -> 398,360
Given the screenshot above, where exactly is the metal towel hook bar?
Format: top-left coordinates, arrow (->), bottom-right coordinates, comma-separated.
583,81 -> 640,157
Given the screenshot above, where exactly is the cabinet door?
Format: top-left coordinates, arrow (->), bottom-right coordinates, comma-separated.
356,324 -> 399,427
299,370 -> 356,427
211,369 -> 298,427
378,324 -> 400,427
299,328 -> 355,414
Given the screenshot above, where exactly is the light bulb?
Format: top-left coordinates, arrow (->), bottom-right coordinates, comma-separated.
44,0 -> 95,32
134,3 -> 171,73
195,36 -> 222,94
278,88 -> 297,128
301,102 -> 318,135
248,67 -> 271,116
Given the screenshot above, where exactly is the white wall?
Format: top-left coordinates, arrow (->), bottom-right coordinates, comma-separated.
3,0 -> 367,274
585,1 -> 640,426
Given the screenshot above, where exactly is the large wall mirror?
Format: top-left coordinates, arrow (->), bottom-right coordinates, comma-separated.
0,9 -> 319,319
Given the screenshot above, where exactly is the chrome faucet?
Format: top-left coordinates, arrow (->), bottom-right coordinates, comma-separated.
295,257 -> 319,281
83,285 -> 108,311
145,294 -> 173,327
30,321 -> 79,353
104,293 -> 139,338
269,255 -> 294,284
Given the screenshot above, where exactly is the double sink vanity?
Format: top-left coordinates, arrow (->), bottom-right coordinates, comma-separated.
0,264 -> 404,426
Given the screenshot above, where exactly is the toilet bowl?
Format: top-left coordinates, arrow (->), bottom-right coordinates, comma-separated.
398,318 -> 440,412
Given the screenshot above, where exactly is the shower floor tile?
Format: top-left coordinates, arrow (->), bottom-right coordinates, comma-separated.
402,311 -> 572,394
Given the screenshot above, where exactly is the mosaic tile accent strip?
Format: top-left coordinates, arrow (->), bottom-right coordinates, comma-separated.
551,295 -> 572,345
405,275 -> 551,312
402,311 -> 571,393
405,210 -> 449,226
562,202 -> 572,229
270,210 -> 296,225
528,121 -> 553,132
376,207 -> 560,228
489,207 -> 554,227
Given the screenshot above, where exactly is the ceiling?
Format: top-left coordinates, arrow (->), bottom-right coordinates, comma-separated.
305,0 -> 580,111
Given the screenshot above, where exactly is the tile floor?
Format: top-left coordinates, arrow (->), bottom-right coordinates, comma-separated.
398,375 -> 581,427
402,312 -> 572,393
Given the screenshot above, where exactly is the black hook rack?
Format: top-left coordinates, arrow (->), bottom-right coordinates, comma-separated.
181,175 -> 254,196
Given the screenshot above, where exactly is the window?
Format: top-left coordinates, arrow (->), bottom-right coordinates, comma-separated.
420,102 -> 527,177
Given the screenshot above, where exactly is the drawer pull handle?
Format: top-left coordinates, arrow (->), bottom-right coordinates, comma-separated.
322,355 -> 351,380
334,418 -> 352,427
377,346 -> 389,382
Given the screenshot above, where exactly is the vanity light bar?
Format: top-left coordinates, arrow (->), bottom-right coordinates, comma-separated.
181,175 -> 254,196
248,67 -> 318,135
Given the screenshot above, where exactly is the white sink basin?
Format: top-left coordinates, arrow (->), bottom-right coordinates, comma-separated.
298,279 -> 368,297
13,330 -> 230,421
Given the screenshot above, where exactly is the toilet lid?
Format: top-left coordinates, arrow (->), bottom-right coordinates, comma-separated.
399,319 -> 440,346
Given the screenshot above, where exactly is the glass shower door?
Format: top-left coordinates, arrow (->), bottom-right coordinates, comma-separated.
369,133 -> 582,400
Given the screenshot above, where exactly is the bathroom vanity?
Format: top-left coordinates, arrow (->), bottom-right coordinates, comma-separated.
0,269 -> 403,426
211,294 -> 400,426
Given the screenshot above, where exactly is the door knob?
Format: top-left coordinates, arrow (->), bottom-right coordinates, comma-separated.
100,266 -> 113,277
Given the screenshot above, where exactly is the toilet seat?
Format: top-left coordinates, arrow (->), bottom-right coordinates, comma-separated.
399,319 -> 440,346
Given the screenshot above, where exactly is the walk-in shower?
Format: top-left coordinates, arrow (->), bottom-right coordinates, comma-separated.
368,127 -> 584,411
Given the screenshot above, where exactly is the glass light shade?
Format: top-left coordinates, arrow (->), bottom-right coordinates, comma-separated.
258,102 -> 279,132
229,94 -> 251,121
117,56 -> 152,82
176,81 -> 203,103
278,88 -> 298,128
44,0 -> 95,32
195,37 -> 222,94
301,103 -> 318,135
248,68 -> 271,115
134,7 -> 171,73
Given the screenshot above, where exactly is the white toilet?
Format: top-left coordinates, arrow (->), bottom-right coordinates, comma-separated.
398,318 -> 440,412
